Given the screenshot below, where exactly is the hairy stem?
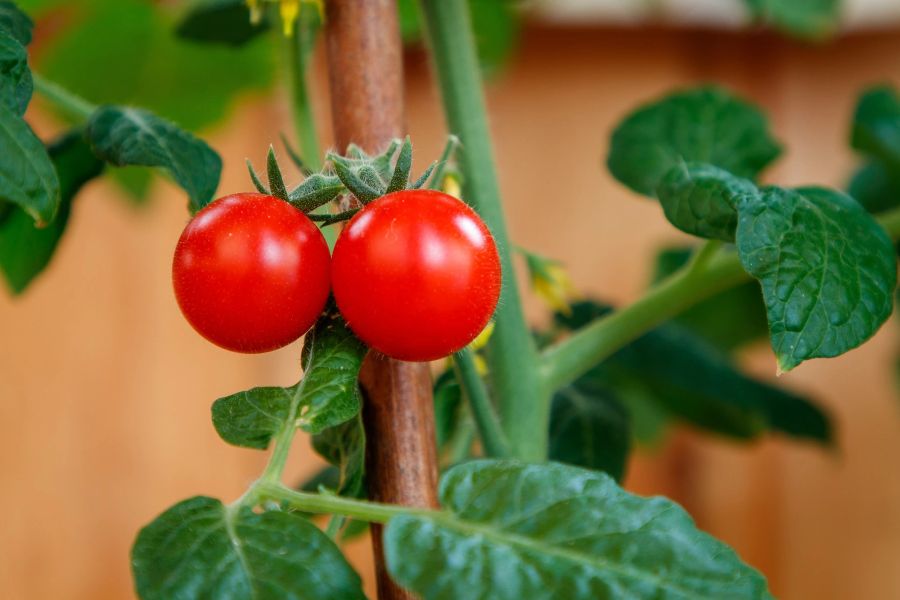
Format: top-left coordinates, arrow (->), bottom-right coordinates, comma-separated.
419,0 -> 545,461
452,348 -> 512,458
286,14 -> 322,172
256,481 -> 421,524
32,73 -> 95,120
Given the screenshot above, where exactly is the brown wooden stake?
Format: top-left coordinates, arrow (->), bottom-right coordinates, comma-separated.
324,2 -> 440,599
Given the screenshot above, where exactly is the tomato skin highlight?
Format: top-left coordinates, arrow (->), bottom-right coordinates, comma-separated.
172,193 -> 331,353
331,189 -> 501,361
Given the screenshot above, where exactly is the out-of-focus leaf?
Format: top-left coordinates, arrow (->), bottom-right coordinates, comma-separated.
312,413 -> 365,499
556,301 -> 833,444
847,161 -> 900,215
0,1 -> 33,46
852,86 -> 900,169
39,0 -> 275,131
745,0 -> 840,41
0,130 -> 103,294
398,0 -> 519,76
548,384 -> 630,481
385,460 -> 772,600
0,103 -> 59,223
85,105 -> 222,212
176,0 -> 270,47
0,30 -> 31,115
433,369 -> 463,449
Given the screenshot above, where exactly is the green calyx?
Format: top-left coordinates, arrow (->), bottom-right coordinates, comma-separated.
246,135 -> 455,226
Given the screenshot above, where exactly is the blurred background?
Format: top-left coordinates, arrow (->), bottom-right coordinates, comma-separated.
2,0 -> 900,598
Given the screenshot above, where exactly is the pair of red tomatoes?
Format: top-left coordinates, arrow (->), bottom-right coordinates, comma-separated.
172,190 -> 501,362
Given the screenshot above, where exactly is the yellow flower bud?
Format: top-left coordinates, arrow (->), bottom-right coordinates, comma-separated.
280,0 -> 299,36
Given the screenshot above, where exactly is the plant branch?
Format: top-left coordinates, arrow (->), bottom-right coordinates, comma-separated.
452,348 -> 512,458
32,73 -> 96,120
256,481 -> 420,524
419,0 -> 545,461
285,13 -> 322,172
541,207 -> 900,392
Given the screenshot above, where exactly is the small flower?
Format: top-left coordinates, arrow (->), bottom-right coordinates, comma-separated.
521,248 -> 579,316
442,172 -> 462,199
280,0 -> 300,36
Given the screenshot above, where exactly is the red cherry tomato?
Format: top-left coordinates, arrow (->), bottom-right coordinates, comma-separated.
172,193 -> 330,353
331,189 -> 501,361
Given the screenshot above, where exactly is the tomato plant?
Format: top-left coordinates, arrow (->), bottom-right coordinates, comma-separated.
173,192 -> 331,353
332,189 -> 501,361
1,0 -> 896,599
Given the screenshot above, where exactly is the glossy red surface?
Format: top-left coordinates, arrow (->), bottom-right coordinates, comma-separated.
173,193 -> 331,353
331,190 -> 501,361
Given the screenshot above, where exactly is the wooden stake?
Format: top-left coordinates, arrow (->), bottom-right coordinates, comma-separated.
324,2 -> 440,599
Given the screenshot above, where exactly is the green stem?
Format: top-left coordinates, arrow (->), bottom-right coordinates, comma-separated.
260,384 -> 306,483
419,0 -> 545,461
256,481 -> 421,524
541,205 -> 900,392
32,73 -> 96,120
452,348 -> 512,458
541,249 -> 748,392
286,17 -> 322,172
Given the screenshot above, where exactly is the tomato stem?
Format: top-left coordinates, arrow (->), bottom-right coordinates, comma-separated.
452,348 -> 512,458
254,481 -> 422,524
419,0 -> 546,462
541,204 -> 900,391
31,73 -> 96,121
285,10 -> 322,173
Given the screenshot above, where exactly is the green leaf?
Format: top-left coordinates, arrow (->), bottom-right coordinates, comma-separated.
652,246 -> 769,351
312,413 -> 365,498
851,86 -> 900,168
0,31 -> 31,115
549,385 -> 630,481
132,496 -> 365,600
736,186 -> 897,372
0,129 -> 103,293
385,460 -> 772,600
607,86 -> 781,197
212,386 -> 294,450
0,1 -> 33,46
85,105 -> 221,212
656,162 -> 759,242
745,0 -> 840,40
298,310 -> 368,434
468,0 -> 520,77
0,103 -> 59,223
212,312 -> 367,450
556,301 -> 832,444
847,161 -> 900,215
176,0 -> 270,47
39,0 -> 275,132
